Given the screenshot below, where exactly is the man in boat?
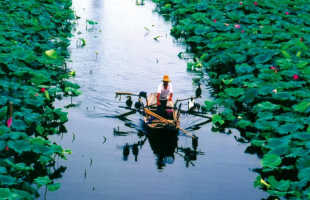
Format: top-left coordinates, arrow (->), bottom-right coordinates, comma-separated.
157,75 -> 173,117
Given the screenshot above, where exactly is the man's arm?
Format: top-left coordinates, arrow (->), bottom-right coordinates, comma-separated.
168,93 -> 173,101
157,93 -> 161,105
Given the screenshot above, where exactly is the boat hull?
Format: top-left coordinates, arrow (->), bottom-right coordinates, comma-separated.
143,93 -> 180,131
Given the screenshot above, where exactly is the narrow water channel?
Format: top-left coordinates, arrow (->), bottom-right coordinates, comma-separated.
41,0 -> 268,199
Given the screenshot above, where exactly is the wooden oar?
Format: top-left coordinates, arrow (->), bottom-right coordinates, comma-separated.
144,108 -> 196,139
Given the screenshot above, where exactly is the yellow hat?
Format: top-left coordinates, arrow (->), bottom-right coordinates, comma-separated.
162,75 -> 171,82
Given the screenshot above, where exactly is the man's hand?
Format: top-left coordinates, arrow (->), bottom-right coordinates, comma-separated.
168,97 -> 172,101
157,102 -> 161,106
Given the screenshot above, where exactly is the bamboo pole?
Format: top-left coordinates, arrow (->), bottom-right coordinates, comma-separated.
144,108 -> 196,139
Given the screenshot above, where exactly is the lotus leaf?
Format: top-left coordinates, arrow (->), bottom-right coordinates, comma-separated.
268,145 -> 291,156
0,175 -> 17,186
11,189 -> 34,200
257,112 -> 273,120
11,119 -> 29,131
286,148 -> 310,158
251,139 -> 265,147
224,88 -> 244,98
298,167 -> 310,180
261,154 -> 281,168
267,176 -> 290,191
294,101 -> 310,113
212,115 -> 224,125
276,123 -> 304,135
47,183 -> 61,191
237,120 -> 254,129
0,188 -> 18,199
34,176 -> 51,188
255,101 -> 280,111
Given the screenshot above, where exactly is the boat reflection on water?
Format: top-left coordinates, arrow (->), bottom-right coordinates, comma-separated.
115,126 -> 204,170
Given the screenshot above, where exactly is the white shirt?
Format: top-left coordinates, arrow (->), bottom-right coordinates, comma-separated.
157,83 -> 173,100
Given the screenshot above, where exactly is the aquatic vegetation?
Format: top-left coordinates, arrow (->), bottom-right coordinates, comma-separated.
151,0 -> 310,198
0,0 -> 79,198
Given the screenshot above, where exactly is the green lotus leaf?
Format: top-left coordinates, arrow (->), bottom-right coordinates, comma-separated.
0,106 -> 7,118
235,63 -> 254,75
203,101 -> 216,110
0,175 -> 17,186
274,92 -> 294,101
258,85 -> 274,96
302,67 -> 310,76
255,120 -> 279,131
296,155 -> 310,170
248,47 -> 263,55
0,140 -> 5,151
194,26 -> 211,35
290,179 -> 308,191
261,154 -> 281,168
267,190 -> 286,197
257,112 -> 273,120
7,140 -> 32,154
275,123 -> 304,135
32,143 -> 62,155
267,176 -> 290,191
0,132 -> 28,140
292,132 -> 310,141
0,54 -> 13,64
251,139 -> 265,146
281,50 -> 291,58
227,10 -> 244,20
253,53 -> 273,64
297,61 -> 308,69
212,115 -> 224,125
0,166 -> 7,174
298,167 -> 310,180
47,183 -> 61,191
0,188 -> 18,199
294,101 -> 310,113
286,147 -> 310,158
265,135 -> 291,149
86,20 -> 98,25
23,98 -> 45,107
236,120 -> 254,128
268,145 -> 291,156
224,88 -> 244,98
38,155 -> 52,165
11,189 -> 34,200
5,160 -> 33,171
36,126 -> 45,135
255,101 -> 280,111
11,119 -> 29,131
0,125 -> 10,135
24,113 -> 42,126
34,176 -> 52,188
45,49 -> 57,59
243,89 -> 257,104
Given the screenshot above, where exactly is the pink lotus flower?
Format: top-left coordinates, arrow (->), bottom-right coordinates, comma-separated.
225,23 -> 229,26
239,2 -> 242,5
270,66 -> 277,70
260,26 -> 264,28
293,74 -> 299,80
5,147 -> 9,151
35,94 -> 38,96
41,88 -> 45,92
234,24 -> 241,28
213,19 -> 217,22
254,2 -> 257,5
241,30 -> 244,33
300,38 -> 303,41
272,89 -> 277,94
285,12 -> 289,15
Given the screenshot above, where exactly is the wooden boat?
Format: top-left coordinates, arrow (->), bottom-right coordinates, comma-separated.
143,93 -> 181,131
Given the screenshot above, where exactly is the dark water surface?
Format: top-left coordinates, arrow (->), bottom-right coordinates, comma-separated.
40,0 -> 267,199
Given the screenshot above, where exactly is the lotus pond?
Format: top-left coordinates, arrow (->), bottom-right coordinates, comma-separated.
2,0 -> 308,199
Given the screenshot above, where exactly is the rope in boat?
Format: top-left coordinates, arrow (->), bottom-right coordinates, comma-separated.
144,108 -> 196,139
